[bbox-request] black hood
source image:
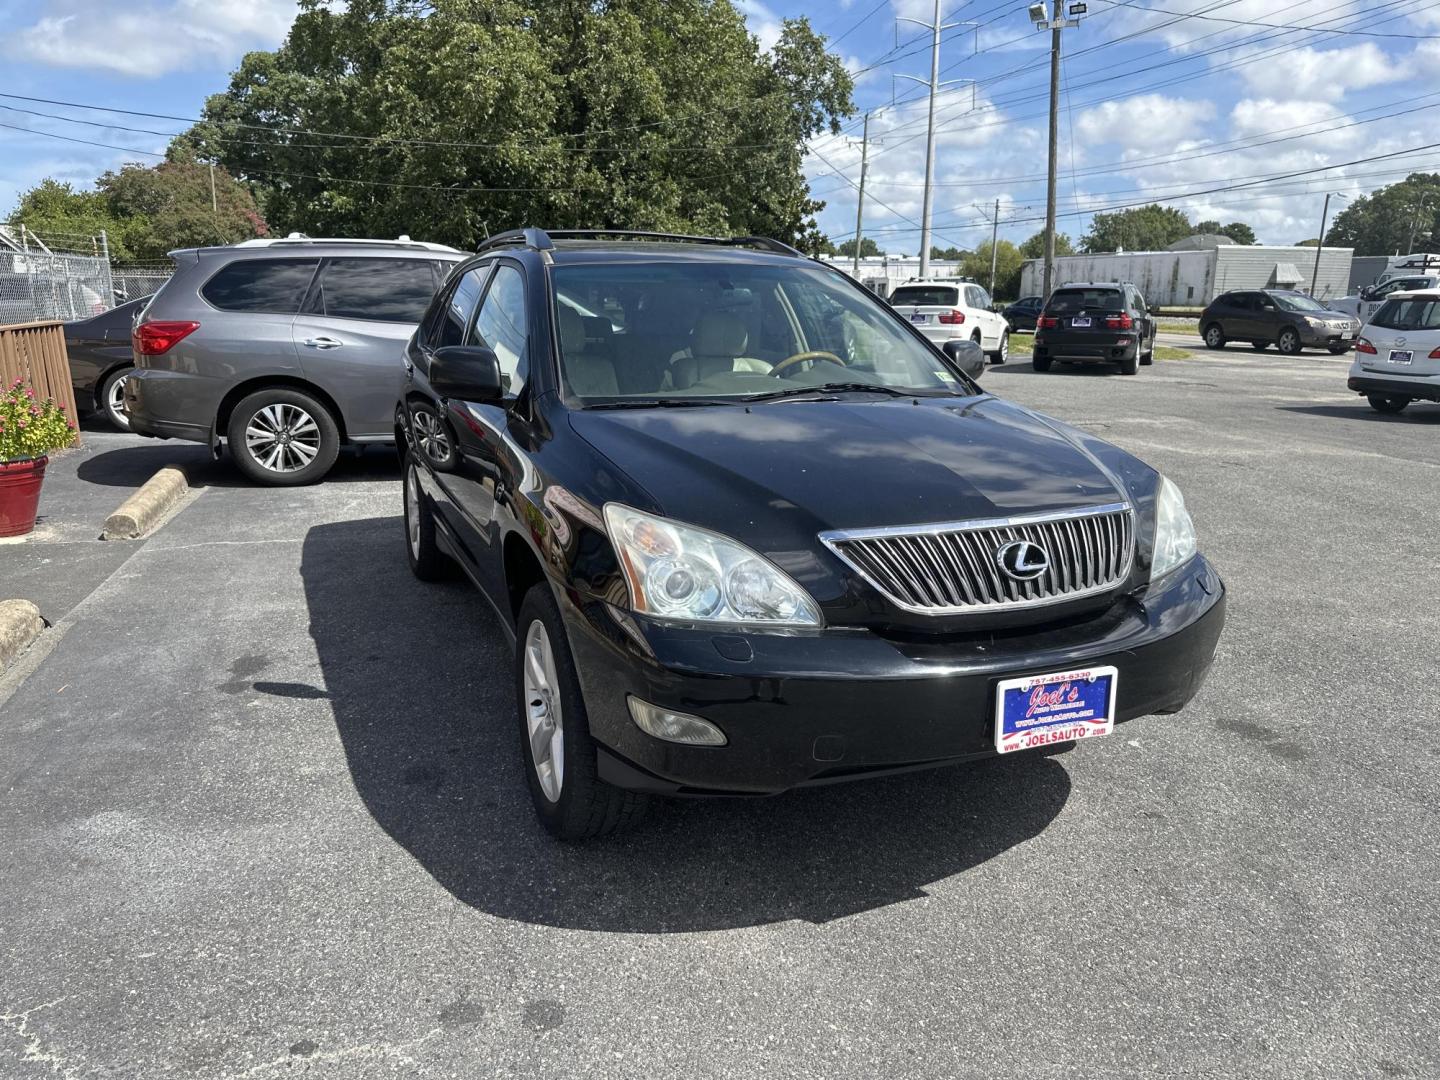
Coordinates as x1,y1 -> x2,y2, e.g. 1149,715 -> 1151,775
567,394 -> 1154,622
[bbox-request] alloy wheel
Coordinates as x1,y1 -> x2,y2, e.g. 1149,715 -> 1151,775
413,410 -> 450,462
105,372 -> 130,428
244,403 -> 321,474
522,619 -> 565,803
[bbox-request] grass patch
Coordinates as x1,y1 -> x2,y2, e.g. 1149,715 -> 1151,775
1156,319 -> 1200,334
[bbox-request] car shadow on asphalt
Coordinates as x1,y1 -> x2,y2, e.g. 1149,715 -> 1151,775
74,444 -> 402,488
1277,404 -> 1440,425
298,516 -> 1072,932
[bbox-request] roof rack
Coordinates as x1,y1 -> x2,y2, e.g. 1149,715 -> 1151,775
475,228 -> 804,258
234,234 -> 460,253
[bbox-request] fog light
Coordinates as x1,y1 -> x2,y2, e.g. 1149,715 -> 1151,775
627,697 -> 727,746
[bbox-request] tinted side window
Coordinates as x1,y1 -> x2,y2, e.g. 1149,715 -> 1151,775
470,263 -> 528,395
317,258 -> 437,323
202,259 -> 319,314
434,266 -> 490,348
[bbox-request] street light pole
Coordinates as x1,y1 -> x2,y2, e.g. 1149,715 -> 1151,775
1032,1 -> 1081,301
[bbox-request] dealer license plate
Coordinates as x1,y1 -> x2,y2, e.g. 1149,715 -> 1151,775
1071,316 -> 1092,328
910,313 -> 929,323
994,666 -> 1118,754
1388,350 -> 1413,365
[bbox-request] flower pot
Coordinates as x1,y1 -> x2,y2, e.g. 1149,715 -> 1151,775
0,456 -> 47,537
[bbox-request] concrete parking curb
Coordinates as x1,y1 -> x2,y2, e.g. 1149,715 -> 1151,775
0,599 -> 45,674
102,465 -> 190,541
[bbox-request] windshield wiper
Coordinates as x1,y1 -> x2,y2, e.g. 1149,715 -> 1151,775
585,397 -> 734,410
743,382 -> 921,402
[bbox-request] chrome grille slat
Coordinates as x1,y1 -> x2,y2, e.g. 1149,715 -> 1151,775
822,504 -> 1135,616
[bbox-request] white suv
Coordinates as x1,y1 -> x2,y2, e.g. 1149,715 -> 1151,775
1347,288 -> 1440,414
888,279 -> 1011,364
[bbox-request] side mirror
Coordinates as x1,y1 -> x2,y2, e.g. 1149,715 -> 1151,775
1359,287 -> 1374,300
429,344 -> 503,402
943,338 -> 985,380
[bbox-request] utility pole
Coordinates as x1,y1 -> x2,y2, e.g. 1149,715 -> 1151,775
1032,1 -> 1082,301
989,197 -> 1000,295
1311,192 -> 1347,298
852,111 -> 872,279
1406,192 -> 1432,255
209,162 -> 218,214
896,7 -> 977,280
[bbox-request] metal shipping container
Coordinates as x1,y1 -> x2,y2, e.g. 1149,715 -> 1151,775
1020,245 -> 1353,306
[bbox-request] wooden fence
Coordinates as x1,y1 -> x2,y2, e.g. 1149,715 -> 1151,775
0,320 -> 80,448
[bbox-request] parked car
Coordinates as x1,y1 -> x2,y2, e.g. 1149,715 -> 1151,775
888,278 -> 1010,364
396,229 -> 1226,839
0,273 -> 107,326
1032,282 -> 1156,374
125,237 -> 465,484
64,297 -> 148,430
1003,295 -> 1045,332
1201,289 -> 1359,355
1346,288 -> 1440,414
1329,273 -> 1440,325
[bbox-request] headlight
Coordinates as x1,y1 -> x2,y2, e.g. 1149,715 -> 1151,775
1303,316 -> 1325,328
1151,476 -> 1197,581
603,504 -> 822,628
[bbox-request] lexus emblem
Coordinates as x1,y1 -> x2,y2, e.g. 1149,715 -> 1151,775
996,539 -> 1049,581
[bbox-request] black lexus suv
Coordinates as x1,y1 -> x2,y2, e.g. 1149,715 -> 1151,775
397,230 -> 1225,839
1033,282 -> 1156,374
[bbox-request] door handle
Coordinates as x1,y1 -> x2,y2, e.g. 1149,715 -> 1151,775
304,336 -> 344,349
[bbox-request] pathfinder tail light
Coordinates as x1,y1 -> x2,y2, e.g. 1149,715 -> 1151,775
1355,338 -> 1377,355
133,321 -> 200,356
938,309 -> 966,325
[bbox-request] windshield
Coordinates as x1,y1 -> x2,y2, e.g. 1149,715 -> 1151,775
550,261 -> 974,403
1046,288 -> 1122,312
890,285 -> 959,307
1271,292 -> 1326,313
1370,297 -> 1440,331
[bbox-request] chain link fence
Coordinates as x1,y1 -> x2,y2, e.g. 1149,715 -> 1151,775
0,226 -> 173,325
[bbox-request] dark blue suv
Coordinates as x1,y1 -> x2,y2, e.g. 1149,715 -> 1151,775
396,230 -> 1225,839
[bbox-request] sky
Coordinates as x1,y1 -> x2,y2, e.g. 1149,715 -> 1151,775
1,0 -> 1437,254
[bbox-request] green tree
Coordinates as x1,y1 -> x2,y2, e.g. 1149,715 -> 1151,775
99,162 -> 267,259
1326,173 -> 1440,255
9,165 -> 267,261
1081,204 -> 1192,253
1194,219 -> 1257,244
930,245 -> 965,261
836,236 -> 881,259
179,0 -> 853,248
961,239 -> 1022,298
1018,230 -> 1075,259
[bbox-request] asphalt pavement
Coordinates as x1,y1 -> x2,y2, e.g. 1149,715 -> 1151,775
1,351 -> 1437,1078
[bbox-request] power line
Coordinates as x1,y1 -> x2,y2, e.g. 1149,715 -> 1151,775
1094,0 -> 1440,38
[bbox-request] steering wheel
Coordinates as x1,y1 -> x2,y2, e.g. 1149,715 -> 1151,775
768,350 -> 846,377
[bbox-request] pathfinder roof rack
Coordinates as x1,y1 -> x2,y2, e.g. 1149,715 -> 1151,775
476,228 -> 804,258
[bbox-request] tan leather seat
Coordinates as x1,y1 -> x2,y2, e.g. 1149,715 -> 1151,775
671,312 -> 749,389
557,303 -> 618,396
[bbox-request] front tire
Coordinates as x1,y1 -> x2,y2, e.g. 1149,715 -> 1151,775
99,365 -> 133,431
990,331 -> 1008,365
515,584 -> 650,840
1367,393 -> 1410,414
1277,327 -> 1303,355
227,388 -> 340,486
402,456 -> 450,582
1032,354 -> 1053,372
1203,323 -> 1226,350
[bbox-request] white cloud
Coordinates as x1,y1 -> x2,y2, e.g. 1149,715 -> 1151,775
9,0 -> 294,78
736,0 -> 783,52
1235,41 -> 1409,101
1074,94 -> 1216,152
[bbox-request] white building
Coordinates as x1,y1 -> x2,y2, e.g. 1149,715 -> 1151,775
823,256 -> 968,298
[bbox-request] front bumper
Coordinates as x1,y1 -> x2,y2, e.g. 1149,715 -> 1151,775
564,556 -> 1226,795
1299,324 -> 1358,348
